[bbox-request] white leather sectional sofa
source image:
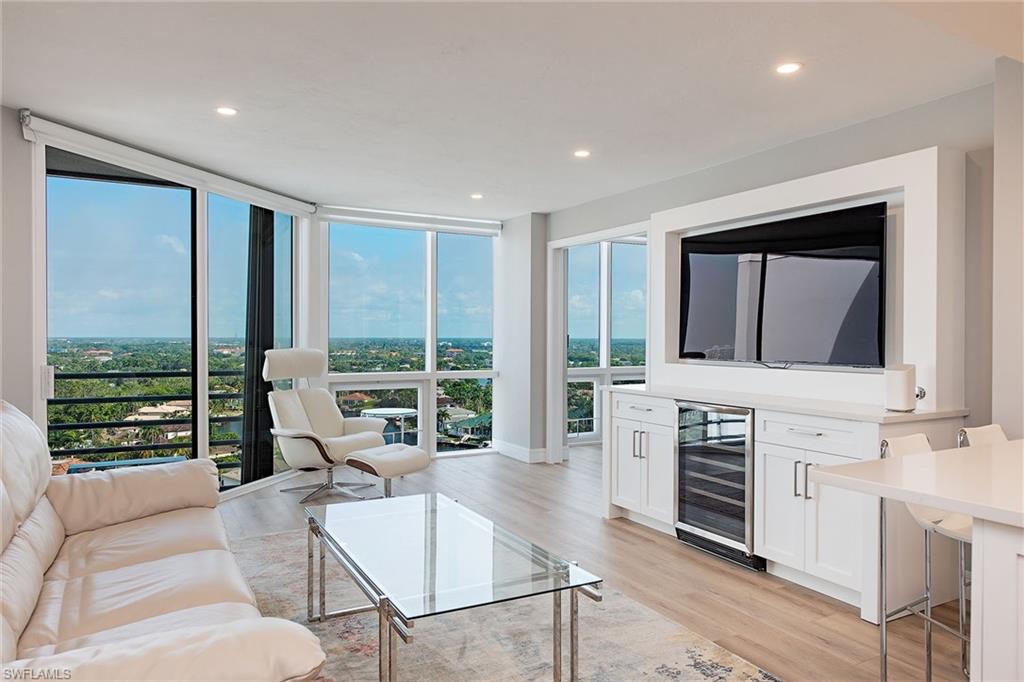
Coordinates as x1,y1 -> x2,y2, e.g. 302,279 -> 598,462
0,400 -> 326,680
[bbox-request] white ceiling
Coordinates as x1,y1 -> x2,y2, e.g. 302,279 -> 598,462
1,2 -> 1004,220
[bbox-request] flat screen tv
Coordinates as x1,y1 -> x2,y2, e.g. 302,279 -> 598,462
679,202 -> 886,368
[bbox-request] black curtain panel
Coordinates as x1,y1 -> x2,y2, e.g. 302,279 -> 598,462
241,205 -> 276,484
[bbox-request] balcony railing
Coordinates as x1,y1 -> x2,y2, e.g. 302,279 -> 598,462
47,369 -> 245,488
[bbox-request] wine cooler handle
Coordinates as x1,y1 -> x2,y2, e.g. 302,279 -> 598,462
793,460 -> 803,497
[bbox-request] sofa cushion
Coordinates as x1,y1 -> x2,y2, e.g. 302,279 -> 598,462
19,548 -> 257,657
47,459 -> 219,535
46,507 -> 230,581
0,401 -> 52,551
0,499 -> 64,663
17,602 -> 262,659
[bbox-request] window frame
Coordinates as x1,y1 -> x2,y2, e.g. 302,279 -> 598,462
321,223 -> 497,458
29,117 -> 308,491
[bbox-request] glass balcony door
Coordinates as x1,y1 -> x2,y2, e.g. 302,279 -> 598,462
45,151 -> 199,471
45,149 -> 293,489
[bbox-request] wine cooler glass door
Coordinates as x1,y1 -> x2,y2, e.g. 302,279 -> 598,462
677,403 -> 753,553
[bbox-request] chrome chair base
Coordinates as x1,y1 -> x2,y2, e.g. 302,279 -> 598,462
281,468 -> 377,503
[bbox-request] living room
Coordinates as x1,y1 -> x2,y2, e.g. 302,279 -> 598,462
1,3 -> 1022,681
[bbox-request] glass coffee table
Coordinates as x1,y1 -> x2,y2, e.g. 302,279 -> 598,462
305,493 -> 602,681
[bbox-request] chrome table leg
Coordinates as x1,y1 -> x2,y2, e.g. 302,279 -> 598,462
570,588 -> 579,682
388,613 -> 398,682
880,495 -> 888,681
379,598 -> 390,682
307,521 -> 315,622
553,590 -> 562,682
319,534 -> 326,623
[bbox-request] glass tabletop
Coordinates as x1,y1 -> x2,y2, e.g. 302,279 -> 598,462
305,493 -> 601,621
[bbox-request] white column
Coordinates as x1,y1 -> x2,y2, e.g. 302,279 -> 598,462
991,57 -> 1024,438
494,213 -> 549,462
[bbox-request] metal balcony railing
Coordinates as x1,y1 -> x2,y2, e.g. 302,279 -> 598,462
47,369 -> 245,459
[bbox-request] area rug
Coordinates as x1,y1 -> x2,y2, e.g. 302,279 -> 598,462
232,530 -> 780,681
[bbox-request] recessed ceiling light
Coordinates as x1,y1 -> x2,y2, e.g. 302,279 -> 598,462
470,193 -> 484,200
216,106 -> 238,116
573,149 -> 591,158
775,62 -> 802,75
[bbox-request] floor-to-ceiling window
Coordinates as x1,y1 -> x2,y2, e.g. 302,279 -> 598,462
45,148 -> 295,489
565,237 -> 647,443
207,194 -> 295,488
45,150 -> 198,471
327,223 -> 496,455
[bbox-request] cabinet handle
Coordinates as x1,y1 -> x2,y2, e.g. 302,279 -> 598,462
639,431 -> 647,459
793,460 -> 803,497
629,405 -> 654,413
804,462 -> 814,499
632,430 -> 639,457
787,426 -> 824,437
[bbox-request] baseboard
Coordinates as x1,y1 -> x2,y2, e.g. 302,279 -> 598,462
767,561 -> 860,610
218,468 -> 302,502
493,440 -> 547,463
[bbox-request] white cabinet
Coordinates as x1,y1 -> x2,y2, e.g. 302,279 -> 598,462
610,416 -> 676,525
611,418 -> 643,511
803,451 -> 865,588
754,442 -> 863,590
755,444 -> 805,567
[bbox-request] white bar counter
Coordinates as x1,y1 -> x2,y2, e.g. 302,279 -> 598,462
810,440 -> 1024,681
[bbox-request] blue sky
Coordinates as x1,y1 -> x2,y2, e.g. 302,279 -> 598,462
47,176 -> 644,340
567,242 -> 646,340
327,224 -> 494,338
47,178 -> 292,340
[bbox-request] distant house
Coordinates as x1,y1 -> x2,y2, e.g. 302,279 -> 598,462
339,391 -> 372,407
83,349 -> 113,362
450,413 -> 492,438
126,401 -> 191,422
444,348 -> 464,356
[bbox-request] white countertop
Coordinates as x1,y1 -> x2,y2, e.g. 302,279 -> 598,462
809,440 -> 1024,528
604,384 -> 969,424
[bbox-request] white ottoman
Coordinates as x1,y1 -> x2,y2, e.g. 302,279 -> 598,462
344,443 -> 430,497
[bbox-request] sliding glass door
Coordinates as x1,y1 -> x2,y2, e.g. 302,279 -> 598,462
45,150 -> 198,470
45,149 -> 293,488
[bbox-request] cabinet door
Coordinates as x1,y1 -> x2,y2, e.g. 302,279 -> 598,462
754,443 -> 805,568
611,418 -> 644,512
640,422 -> 676,525
804,451 -> 864,589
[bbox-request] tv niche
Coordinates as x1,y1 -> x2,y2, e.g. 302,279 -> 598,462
679,202 -> 886,368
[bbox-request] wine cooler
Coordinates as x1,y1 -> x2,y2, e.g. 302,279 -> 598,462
675,401 -> 765,570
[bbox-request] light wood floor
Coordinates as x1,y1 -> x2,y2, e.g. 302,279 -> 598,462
220,446 -> 967,681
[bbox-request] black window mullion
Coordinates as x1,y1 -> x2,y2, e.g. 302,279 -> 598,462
241,206 -> 276,483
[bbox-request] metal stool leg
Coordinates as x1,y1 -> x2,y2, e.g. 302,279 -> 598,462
959,540 -> 969,678
880,495 -> 888,681
925,529 -> 933,682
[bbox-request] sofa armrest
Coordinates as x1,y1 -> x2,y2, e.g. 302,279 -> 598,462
344,417 -> 387,435
46,459 -> 220,535
4,617 -> 325,681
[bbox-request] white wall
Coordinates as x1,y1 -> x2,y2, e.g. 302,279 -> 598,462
649,147 -> 966,411
964,149 -> 994,427
493,212 -> 548,460
549,85 -> 992,241
991,57 -> 1023,439
1,105 -> 46,424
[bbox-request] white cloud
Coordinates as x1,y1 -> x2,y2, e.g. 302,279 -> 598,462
96,288 -> 122,300
157,234 -> 186,255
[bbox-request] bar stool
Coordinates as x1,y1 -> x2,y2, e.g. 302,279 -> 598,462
953,424 -> 1009,676
879,434 -> 971,681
